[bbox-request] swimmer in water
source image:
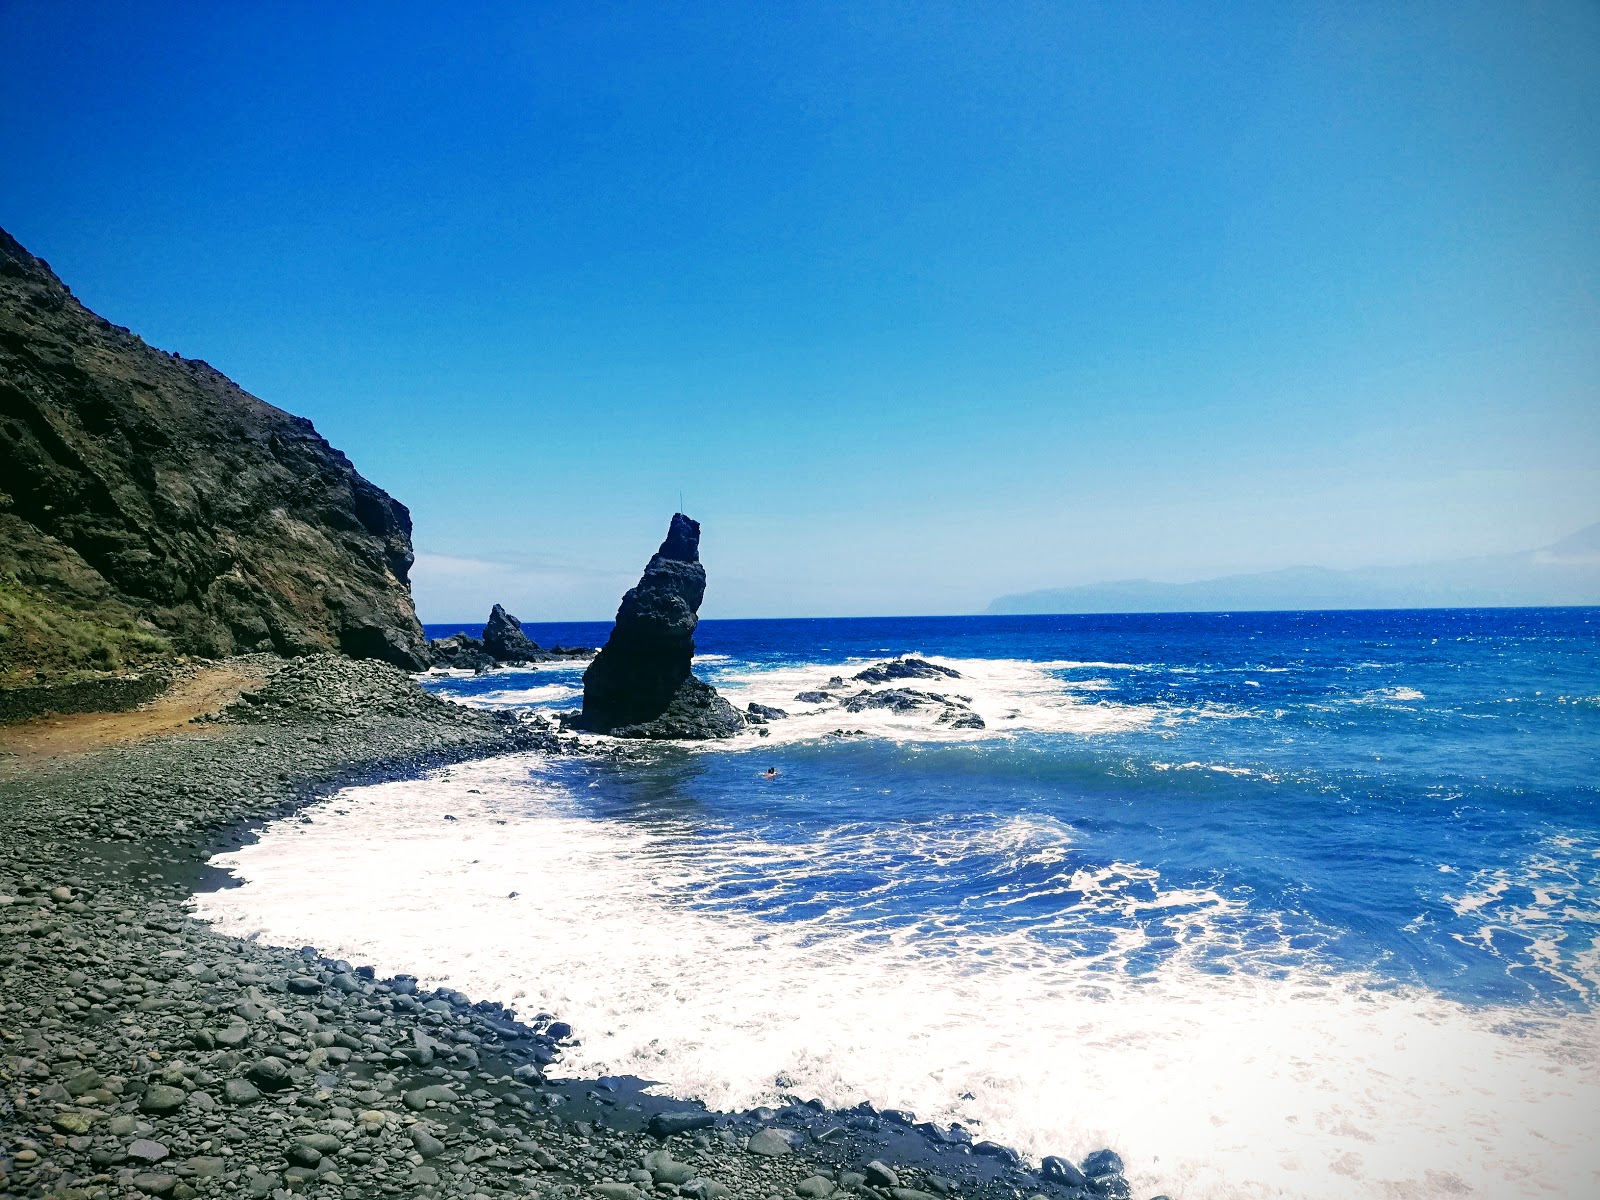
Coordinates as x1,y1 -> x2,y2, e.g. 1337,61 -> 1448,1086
762,767 -> 778,779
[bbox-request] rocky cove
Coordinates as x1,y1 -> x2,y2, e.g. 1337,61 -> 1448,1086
0,654 -> 1141,1200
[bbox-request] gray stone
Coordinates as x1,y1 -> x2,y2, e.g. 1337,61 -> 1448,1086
796,1177 -> 836,1197
222,1078 -> 261,1105
140,1084 -> 187,1114
745,1128 -> 796,1156
285,1143 -> 322,1167
864,1161 -> 900,1188
64,1066 -> 103,1095
410,1127 -> 446,1158
245,1056 -> 291,1090
128,1139 -> 170,1162
403,1083 -> 457,1110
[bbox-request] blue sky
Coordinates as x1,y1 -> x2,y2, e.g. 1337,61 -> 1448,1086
2,2 -> 1596,619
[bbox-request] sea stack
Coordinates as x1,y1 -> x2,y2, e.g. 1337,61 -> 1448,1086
578,514 -> 743,738
483,603 -> 540,662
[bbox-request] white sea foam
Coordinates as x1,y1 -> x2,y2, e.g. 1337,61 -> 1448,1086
448,683 -> 582,709
1443,833 -> 1600,1003
697,655 -> 1192,745
192,758 -> 1600,1200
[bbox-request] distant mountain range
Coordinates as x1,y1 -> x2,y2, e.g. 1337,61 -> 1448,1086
988,523 -> 1600,615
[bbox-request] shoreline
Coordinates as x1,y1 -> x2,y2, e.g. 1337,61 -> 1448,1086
0,655 -> 1132,1200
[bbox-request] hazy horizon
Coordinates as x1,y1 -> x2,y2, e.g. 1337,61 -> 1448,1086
3,3 -> 1596,620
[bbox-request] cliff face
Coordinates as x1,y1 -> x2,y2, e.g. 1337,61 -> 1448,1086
0,227 -> 428,683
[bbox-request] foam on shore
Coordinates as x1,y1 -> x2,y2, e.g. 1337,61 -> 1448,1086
191,756 -> 1600,1200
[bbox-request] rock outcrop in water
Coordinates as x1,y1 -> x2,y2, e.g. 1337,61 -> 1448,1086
482,603 -> 540,662
427,632 -> 495,672
0,226 -> 428,685
578,513 -> 742,738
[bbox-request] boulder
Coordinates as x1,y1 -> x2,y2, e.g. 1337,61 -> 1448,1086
578,514 -> 742,739
853,658 -> 961,684
427,633 -> 495,672
482,604 -> 541,662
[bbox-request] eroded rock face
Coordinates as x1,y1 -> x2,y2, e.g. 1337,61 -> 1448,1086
0,227 -> 428,676
483,604 -> 541,662
578,514 -> 741,738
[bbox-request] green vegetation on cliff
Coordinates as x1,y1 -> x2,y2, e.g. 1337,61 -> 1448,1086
0,226 -> 429,689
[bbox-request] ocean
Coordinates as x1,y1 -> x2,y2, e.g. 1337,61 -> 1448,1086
190,608 -> 1600,1199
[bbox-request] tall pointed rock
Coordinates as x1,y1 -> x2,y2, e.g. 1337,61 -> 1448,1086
578,514 -> 742,738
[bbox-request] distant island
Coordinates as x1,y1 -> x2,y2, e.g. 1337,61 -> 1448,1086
989,523 -> 1600,615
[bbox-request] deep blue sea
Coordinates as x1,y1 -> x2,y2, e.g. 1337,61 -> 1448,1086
194,609 -> 1600,1199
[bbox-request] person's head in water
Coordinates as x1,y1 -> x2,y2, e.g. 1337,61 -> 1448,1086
763,767 -> 778,778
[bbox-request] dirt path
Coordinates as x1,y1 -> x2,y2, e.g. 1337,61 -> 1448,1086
0,661 -> 265,775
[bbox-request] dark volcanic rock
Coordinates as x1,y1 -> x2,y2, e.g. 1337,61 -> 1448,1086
841,688 -> 946,714
428,632 -> 495,672
483,603 -> 541,662
578,514 -> 742,739
853,658 -> 961,684
0,226 -> 428,682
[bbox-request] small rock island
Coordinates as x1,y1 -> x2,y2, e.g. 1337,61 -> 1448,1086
577,513 -> 743,739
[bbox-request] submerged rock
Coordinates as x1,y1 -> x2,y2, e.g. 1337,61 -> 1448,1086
579,515 -> 742,739
483,604 -> 541,662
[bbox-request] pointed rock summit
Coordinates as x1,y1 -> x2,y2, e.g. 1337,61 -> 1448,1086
483,603 -> 540,662
578,514 -> 743,738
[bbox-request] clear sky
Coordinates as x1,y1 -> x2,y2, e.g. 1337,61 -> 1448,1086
2,2 -> 1596,619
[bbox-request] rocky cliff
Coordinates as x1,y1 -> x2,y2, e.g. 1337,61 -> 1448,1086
0,227 -> 428,685
578,513 -> 742,738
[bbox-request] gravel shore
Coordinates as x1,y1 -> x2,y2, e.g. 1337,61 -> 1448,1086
1,656 -> 1144,1200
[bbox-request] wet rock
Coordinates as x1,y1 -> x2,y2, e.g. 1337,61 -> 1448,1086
1042,1156 -> 1089,1187
973,1140 -> 1022,1166
842,687 -> 942,714
853,658 -> 961,684
221,1078 -> 260,1105
649,1110 -> 716,1138
864,1160 -> 900,1187
796,1177 -> 836,1198
1082,1149 -> 1124,1177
